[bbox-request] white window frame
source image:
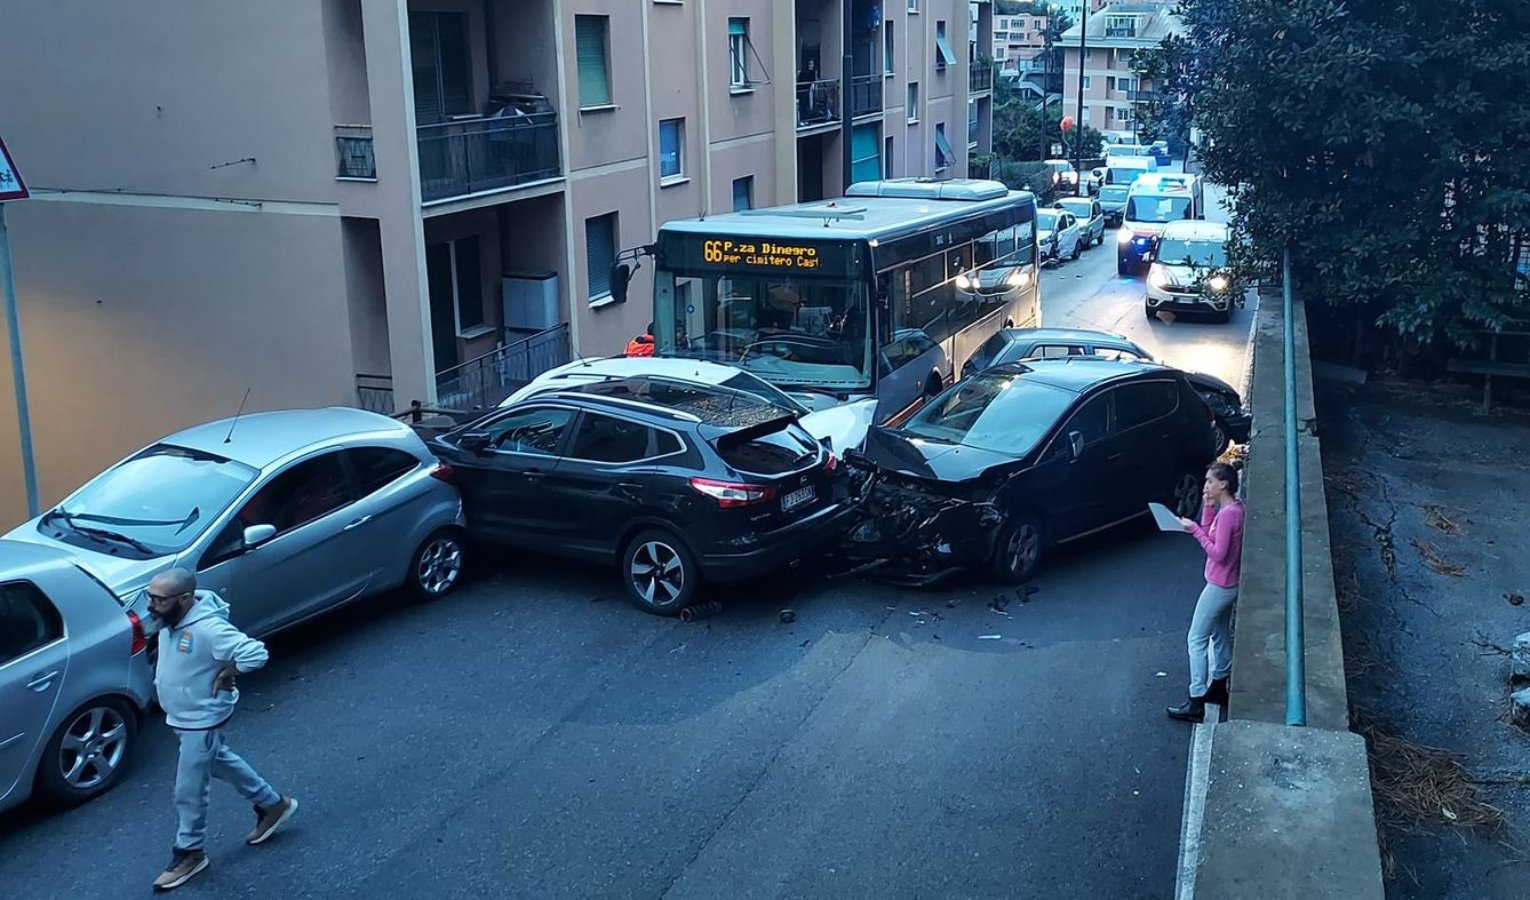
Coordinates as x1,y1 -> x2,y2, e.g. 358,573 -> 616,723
728,18 -> 751,89
585,212 -> 618,304
1083,76 -> 1092,90
907,0 -> 919,12
884,21 -> 895,76
658,117 -> 685,183
906,81 -> 920,123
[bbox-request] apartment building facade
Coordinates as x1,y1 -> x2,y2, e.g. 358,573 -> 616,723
0,0 -> 992,524
1057,2 -> 1182,136
993,13 -> 1049,74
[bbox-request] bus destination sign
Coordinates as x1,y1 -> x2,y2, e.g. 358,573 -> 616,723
665,234 -> 853,276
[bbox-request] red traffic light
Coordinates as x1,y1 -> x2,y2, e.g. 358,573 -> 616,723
1060,115 -> 1075,133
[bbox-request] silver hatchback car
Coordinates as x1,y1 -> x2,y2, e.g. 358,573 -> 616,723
5,408 -> 466,640
1,541 -> 154,814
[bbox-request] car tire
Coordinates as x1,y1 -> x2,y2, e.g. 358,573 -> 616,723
408,528 -> 466,600
1212,421 -> 1230,457
1070,239 -> 1082,261
1145,304 -> 1157,321
1118,258 -> 1133,276
1213,307 -> 1233,324
1170,468 -> 1205,520
990,513 -> 1044,585
622,529 -> 699,615
36,697 -> 138,806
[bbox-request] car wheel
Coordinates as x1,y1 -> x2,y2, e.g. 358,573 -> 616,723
1212,421 -> 1229,456
1118,258 -> 1133,276
623,529 -> 698,615
1070,238 -> 1082,261
990,513 -> 1044,585
408,528 -> 466,600
1171,469 -> 1204,520
1145,304 -> 1157,321
37,698 -> 137,806
1214,307 -> 1233,324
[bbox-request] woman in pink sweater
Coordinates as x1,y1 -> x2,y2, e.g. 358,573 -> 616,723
1167,461 -> 1245,722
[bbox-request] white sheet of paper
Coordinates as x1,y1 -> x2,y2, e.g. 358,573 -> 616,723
1149,502 -> 1188,533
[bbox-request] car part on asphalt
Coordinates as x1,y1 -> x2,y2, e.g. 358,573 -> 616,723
678,600 -> 724,622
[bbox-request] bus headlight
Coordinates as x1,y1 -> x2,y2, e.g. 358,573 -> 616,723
1208,274 -> 1229,292
1006,268 -> 1033,288
1117,228 -> 1134,245
954,273 -> 973,291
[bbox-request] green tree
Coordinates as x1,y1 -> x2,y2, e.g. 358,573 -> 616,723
992,80 -> 1103,164
1166,0 -> 1530,347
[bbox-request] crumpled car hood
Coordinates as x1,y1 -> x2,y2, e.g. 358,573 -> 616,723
855,427 -> 1021,485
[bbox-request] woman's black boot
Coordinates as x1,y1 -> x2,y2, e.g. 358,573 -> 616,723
1166,696 -> 1207,722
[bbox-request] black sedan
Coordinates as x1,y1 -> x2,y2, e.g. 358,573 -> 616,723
961,326 -> 1250,453
431,385 -> 855,614
844,359 -> 1217,583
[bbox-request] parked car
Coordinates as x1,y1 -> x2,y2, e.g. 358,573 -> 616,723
1148,140 -> 1173,165
5,409 -> 467,640
1037,208 -> 1084,263
433,388 -> 856,615
1,542 -> 154,815
503,356 -> 878,453
1042,159 -> 1079,189
1145,220 -> 1237,323
960,326 -> 1251,452
1097,184 -> 1130,228
1053,197 -> 1105,250
843,359 -> 1217,582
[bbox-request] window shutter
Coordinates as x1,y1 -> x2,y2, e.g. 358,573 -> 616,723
586,215 -> 616,298
409,14 -> 443,125
576,17 -> 612,107
851,125 -> 881,184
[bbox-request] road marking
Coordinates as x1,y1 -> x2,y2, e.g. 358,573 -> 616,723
1175,706 -> 1218,900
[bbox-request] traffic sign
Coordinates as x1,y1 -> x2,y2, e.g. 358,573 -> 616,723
0,135 -> 29,202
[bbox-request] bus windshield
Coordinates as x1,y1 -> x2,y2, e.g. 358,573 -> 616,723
655,273 -> 873,390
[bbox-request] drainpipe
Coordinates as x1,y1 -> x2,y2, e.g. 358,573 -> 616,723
1283,247 -> 1308,726
842,0 -> 854,191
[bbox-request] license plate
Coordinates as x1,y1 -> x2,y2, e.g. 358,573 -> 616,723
782,485 -> 815,512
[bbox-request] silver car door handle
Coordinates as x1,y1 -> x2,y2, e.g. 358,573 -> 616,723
27,671 -> 60,691
343,515 -> 374,532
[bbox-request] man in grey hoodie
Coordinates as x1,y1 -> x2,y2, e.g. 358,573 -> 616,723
145,567 -> 298,892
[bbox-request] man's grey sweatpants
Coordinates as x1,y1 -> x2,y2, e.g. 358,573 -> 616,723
173,727 -> 281,851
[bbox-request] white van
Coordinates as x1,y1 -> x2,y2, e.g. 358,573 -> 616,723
1117,173 -> 1205,275
1104,155 -> 1157,186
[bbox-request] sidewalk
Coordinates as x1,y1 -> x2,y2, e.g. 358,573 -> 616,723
1318,378 -> 1530,898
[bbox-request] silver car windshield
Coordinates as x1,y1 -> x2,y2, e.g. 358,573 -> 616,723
900,372 -> 1075,455
46,445 -> 258,555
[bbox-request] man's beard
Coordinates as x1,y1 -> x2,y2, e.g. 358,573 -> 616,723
159,602 -> 190,628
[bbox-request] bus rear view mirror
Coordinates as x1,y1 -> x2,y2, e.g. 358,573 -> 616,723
609,262 -> 632,304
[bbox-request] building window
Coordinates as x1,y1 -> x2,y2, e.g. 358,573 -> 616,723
585,213 -> 618,301
1084,48 -> 1093,62
425,235 -> 485,370
659,118 -> 684,181
907,0 -> 919,12
934,122 -> 953,171
883,135 -> 895,177
408,12 -> 473,123
967,99 -> 979,145
884,21 -> 895,75
575,15 -> 612,108
906,81 -> 919,122
732,176 -> 753,211
728,18 -> 751,88
935,21 -> 956,70
1083,76 -> 1092,91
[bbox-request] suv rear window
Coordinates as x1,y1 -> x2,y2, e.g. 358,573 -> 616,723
716,424 -> 818,475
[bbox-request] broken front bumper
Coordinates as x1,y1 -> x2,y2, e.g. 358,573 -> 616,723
839,467 -> 1004,580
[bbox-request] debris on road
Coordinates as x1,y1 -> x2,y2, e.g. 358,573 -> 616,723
1357,715 -> 1505,836
779,608 -> 796,624
1506,592 -> 1524,607
1512,633 -> 1530,682
1156,671 -> 1168,678
1410,539 -> 1466,577
679,601 -> 723,622
1512,688 -> 1530,730
978,634 -> 1002,640
946,597 -> 963,609
1422,503 -> 1465,536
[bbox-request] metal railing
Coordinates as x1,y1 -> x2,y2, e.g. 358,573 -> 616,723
1283,248 -> 1307,726
355,373 -> 395,414
1126,89 -> 1160,103
434,322 -> 571,410
796,79 -> 841,128
417,113 -> 560,203
335,125 -> 376,180
969,62 -> 995,93
849,75 -> 883,117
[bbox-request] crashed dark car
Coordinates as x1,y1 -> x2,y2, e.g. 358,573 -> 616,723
961,326 -> 1251,453
843,359 -> 1217,584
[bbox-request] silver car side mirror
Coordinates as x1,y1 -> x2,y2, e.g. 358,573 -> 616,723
243,524 -> 277,548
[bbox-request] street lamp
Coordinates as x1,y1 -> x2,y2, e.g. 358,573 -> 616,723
1073,0 -> 1089,196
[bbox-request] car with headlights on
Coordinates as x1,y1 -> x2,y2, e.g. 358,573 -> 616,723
960,326 -> 1250,452
1042,159 -> 1079,190
1144,220 -> 1237,322
5,409 -> 467,640
1097,184 -> 1130,228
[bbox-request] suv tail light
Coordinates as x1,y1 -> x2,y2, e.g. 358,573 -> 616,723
127,609 -> 147,655
824,450 -> 838,473
689,477 -> 777,508
430,463 -> 456,484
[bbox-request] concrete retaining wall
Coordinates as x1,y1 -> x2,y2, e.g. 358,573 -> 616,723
1185,286 -> 1384,899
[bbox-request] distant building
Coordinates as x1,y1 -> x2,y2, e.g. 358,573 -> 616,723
1057,2 -> 1185,137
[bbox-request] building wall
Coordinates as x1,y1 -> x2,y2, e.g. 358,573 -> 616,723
1061,45 -> 1144,132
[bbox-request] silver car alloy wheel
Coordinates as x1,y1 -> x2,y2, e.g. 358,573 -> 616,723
631,541 -> 685,608
416,535 -> 463,596
57,706 -> 128,791
1004,522 -> 1041,576
1173,472 -> 1202,519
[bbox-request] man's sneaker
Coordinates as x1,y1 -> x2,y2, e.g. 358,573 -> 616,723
152,848 -> 208,892
245,796 -> 299,845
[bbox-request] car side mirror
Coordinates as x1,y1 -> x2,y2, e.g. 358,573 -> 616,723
609,262 -> 632,304
458,430 -> 492,454
243,524 -> 277,548
1068,430 -> 1085,461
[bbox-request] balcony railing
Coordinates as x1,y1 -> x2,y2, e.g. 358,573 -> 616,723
417,113 -> 560,203
434,323 -> 572,410
969,62 -> 995,93
1127,89 -> 1160,103
355,373 -> 394,414
1104,26 -> 1138,38
335,125 -> 376,180
796,79 -> 841,128
850,75 -> 883,117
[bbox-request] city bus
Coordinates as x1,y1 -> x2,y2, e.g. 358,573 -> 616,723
644,178 -> 1040,422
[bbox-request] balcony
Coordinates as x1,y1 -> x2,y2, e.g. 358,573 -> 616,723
335,125 -> 376,180
849,75 -> 882,118
417,110 -> 560,203
969,61 -> 995,93
796,79 -> 840,129
1127,90 -> 1161,103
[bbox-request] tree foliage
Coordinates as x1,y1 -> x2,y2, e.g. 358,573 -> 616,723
1165,0 -> 1530,345
992,81 -> 1104,164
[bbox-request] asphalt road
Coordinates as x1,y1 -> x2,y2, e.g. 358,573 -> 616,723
0,193 -> 1255,899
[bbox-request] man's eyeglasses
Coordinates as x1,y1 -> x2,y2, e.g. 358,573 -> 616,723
147,591 -> 190,604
